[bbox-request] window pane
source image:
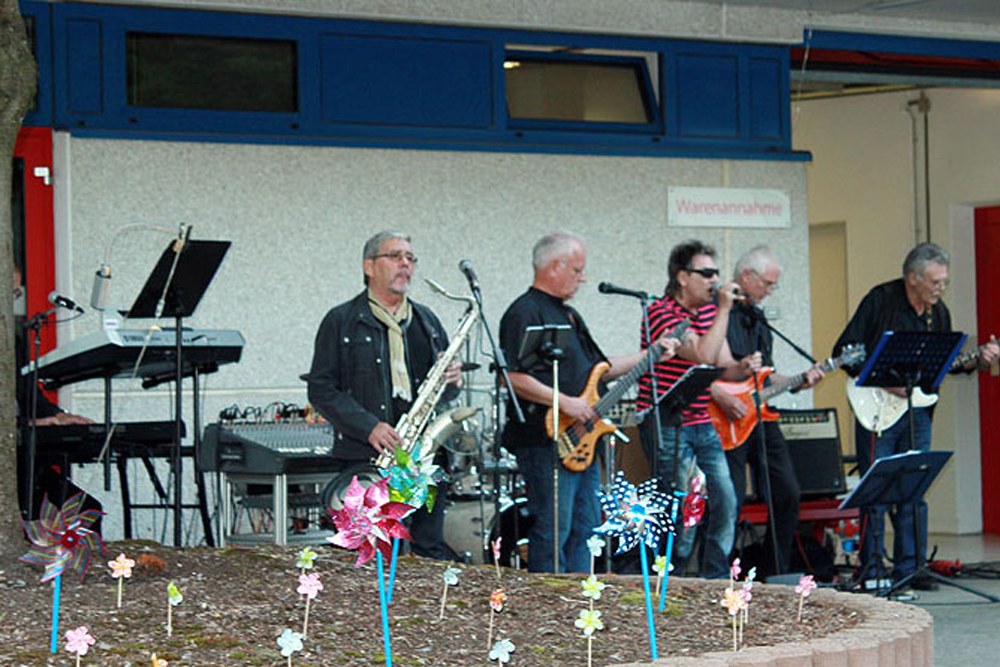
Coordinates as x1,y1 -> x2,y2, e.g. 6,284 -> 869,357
506,58 -> 651,124
127,33 -> 297,112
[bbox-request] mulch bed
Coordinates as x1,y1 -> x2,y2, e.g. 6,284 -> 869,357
0,541 -> 862,666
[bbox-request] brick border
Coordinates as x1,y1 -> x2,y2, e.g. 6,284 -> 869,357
612,582 -> 933,667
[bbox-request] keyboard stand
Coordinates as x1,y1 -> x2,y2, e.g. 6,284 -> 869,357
219,471 -> 335,547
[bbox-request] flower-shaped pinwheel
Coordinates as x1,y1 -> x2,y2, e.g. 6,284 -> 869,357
575,608 -> 605,636
381,444 -> 446,512
167,581 -> 183,606
491,537 -> 502,563
277,628 -> 304,657
594,472 -> 673,554
488,638 -> 515,664
296,546 -> 318,571
586,535 -> 605,558
653,554 -> 672,575
151,653 -> 168,667
682,471 -> 707,529
109,553 -> 134,579
795,574 -> 817,597
327,476 -> 413,567
297,572 -> 323,600
490,588 -> 508,612
21,493 -> 105,582
66,626 -> 95,657
730,557 -> 741,580
720,587 -> 747,616
581,575 -> 607,601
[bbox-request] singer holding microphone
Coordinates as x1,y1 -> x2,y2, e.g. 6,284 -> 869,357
499,231 -> 681,573
307,231 -> 462,560
636,240 -> 761,579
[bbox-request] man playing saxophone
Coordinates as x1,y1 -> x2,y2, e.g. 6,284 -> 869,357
308,231 -> 462,560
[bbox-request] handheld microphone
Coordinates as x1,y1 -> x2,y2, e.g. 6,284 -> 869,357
458,259 -> 480,292
598,282 -> 649,300
710,284 -> 745,300
48,291 -> 85,314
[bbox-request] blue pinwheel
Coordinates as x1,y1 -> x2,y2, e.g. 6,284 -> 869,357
594,472 -> 674,554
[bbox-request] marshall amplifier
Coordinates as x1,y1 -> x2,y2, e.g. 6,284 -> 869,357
777,408 -> 846,499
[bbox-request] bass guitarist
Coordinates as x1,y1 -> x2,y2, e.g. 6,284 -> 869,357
832,242 -> 998,593
712,246 -> 824,575
500,231 -> 680,573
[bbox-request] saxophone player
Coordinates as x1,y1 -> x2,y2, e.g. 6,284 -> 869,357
308,231 -> 462,560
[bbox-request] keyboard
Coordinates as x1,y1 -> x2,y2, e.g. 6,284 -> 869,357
32,420 -> 189,462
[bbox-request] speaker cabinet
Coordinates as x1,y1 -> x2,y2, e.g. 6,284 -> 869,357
777,408 -> 846,499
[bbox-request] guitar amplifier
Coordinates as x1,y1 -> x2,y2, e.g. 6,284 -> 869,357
777,408 -> 846,499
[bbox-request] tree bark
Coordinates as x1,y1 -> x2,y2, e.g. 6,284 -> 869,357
0,0 -> 38,563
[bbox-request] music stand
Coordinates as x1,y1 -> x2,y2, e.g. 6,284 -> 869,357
840,450 -> 997,602
128,236 -> 230,546
856,330 -> 965,447
517,323 -> 571,572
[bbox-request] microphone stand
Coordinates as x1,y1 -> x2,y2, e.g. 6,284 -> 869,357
21,306 -> 57,520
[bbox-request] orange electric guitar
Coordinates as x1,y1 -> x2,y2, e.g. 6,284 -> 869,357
707,344 -> 865,451
546,320 -> 690,472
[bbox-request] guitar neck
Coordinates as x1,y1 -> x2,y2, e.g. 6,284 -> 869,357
758,356 -> 839,402
593,343 -> 662,418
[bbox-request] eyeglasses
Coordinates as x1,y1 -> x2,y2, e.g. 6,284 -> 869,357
684,267 -> 719,279
373,251 -> 418,265
753,271 -> 779,290
916,273 -> 948,290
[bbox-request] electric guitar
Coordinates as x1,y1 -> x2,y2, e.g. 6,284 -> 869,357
846,340 -> 995,433
708,344 -> 866,451
546,320 -> 690,472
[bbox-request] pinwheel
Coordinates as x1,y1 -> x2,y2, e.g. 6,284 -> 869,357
108,553 -> 135,609
166,582 -> 183,637
65,626 -> 95,667
381,446 -> 442,602
721,587 -> 748,651
742,567 -> 756,628
487,588 -> 508,649
327,475 -> 412,667
491,537 -> 503,580
297,572 -> 323,637
21,492 -> 104,653
151,653 -> 168,667
276,628 -> 304,667
581,575 -> 606,601
296,546 -> 318,573
682,471 -> 707,528
593,471 -> 673,662
575,608 -> 605,667
488,638 -> 515,664
795,574 -> 817,622
438,566 -> 461,621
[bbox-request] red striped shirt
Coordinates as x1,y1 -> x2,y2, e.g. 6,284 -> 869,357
636,295 -> 718,426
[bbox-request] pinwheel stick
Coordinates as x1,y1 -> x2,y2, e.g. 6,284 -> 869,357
658,492 -> 684,612
639,546 -> 658,661
49,575 -> 61,654
387,537 -> 400,604
117,576 -> 124,609
487,610 -> 495,650
167,603 -> 173,638
376,550 -> 393,667
587,634 -> 593,667
438,580 -> 449,622
303,597 -> 312,638
797,594 -> 805,622
732,613 -> 738,652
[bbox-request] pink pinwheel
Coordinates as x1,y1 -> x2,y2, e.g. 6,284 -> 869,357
65,626 -> 95,665
297,572 -> 323,600
327,476 -> 412,567
795,574 -> 818,622
682,473 -> 706,529
21,493 -> 105,582
730,557 -> 741,581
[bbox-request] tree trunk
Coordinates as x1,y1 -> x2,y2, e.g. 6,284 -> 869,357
0,0 -> 38,564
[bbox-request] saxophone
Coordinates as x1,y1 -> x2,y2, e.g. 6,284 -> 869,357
374,281 -> 479,468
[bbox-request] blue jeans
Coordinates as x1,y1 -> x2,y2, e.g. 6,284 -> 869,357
642,421 -> 737,579
514,445 -> 601,573
855,408 -> 932,581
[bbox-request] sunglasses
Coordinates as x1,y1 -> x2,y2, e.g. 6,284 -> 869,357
685,267 -> 720,279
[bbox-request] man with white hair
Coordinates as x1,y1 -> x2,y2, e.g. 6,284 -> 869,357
500,231 -> 680,573
713,245 -> 822,575
834,242 -> 998,592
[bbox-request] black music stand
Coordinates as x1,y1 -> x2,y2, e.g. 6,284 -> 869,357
128,236 -> 230,547
840,450 -> 997,602
517,323 -> 571,572
856,330 -> 965,448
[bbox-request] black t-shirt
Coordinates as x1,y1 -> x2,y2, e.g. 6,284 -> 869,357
500,287 -> 606,441
727,302 -> 774,367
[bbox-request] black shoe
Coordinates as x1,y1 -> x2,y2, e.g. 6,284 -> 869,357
910,574 -> 940,591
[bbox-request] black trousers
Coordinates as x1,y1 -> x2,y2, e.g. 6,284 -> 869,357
725,421 -> 800,574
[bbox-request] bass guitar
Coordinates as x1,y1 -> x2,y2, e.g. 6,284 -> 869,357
846,340 -> 994,433
708,344 -> 865,451
546,320 -> 690,472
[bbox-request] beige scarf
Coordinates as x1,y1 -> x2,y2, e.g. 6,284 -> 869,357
368,291 -> 413,402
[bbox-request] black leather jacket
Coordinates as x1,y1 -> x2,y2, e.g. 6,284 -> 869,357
307,291 -> 456,460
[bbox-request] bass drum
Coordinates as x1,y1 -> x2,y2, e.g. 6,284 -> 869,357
442,499 -> 495,564
443,496 -> 532,567
489,496 -> 532,569
321,463 -> 383,511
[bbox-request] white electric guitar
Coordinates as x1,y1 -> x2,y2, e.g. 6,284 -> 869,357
846,342 -> 994,433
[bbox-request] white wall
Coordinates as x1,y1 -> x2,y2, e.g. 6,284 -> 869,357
796,87 -> 1000,534
54,138 -> 811,541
